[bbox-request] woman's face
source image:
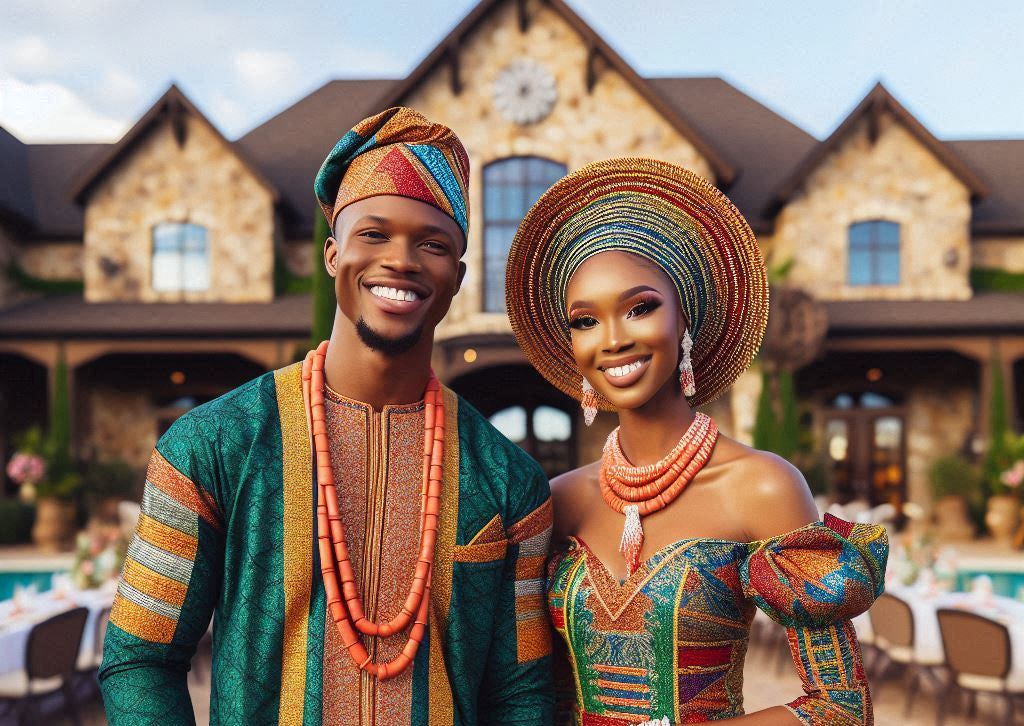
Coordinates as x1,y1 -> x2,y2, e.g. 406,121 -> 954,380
565,250 -> 686,411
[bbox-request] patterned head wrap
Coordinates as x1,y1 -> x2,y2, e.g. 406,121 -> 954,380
506,157 -> 768,409
314,106 -> 470,246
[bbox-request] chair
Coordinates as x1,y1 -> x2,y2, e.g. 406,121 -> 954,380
0,606 -> 89,726
868,593 -> 944,716
936,607 -> 1024,725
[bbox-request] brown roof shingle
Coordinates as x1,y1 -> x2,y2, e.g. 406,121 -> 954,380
826,293 -> 1024,335
948,140 -> 1024,235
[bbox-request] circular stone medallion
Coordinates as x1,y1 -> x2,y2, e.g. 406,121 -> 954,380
492,58 -> 558,125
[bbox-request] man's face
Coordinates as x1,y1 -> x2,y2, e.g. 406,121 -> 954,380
326,195 -> 467,355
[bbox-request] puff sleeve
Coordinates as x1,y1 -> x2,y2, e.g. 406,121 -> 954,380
740,514 -> 889,725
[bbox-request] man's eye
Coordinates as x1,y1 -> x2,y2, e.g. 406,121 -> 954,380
569,316 -> 597,330
422,240 -> 449,253
359,230 -> 387,239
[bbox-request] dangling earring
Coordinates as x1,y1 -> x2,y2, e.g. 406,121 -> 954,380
679,330 -> 696,397
581,377 -> 598,427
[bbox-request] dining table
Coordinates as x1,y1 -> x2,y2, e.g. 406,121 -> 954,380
0,580 -> 116,676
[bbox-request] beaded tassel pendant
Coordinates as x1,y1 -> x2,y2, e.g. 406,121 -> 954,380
620,504 -> 643,576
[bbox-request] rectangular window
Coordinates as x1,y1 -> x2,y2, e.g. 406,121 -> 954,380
152,223 -> 210,292
848,220 -> 900,286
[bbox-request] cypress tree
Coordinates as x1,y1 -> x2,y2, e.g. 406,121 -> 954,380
776,369 -> 800,461
752,366 -> 778,454
984,345 -> 1011,495
310,211 -> 336,348
49,346 -> 71,468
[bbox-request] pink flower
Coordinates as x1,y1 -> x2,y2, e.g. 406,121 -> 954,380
6,453 -> 46,485
1000,460 -> 1024,488
80,561 -> 95,576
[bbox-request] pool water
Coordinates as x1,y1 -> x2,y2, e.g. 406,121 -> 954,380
956,570 -> 1024,601
0,571 -> 60,601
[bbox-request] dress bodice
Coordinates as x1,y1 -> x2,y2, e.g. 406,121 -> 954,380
547,515 -> 888,725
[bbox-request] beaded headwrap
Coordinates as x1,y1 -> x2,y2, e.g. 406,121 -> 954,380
314,106 -> 470,246
506,157 -> 768,409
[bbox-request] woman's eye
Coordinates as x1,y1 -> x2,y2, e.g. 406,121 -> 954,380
627,300 -> 659,318
569,316 -> 597,330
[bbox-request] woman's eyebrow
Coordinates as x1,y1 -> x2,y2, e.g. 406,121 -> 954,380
618,285 -> 659,301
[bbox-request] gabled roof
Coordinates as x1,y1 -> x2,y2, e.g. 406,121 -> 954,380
70,84 -> 279,206
0,126 -> 33,230
372,0 -> 735,186
948,139 -> 1024,235
647,77 -> 817,234
766,83 -> 989,216
237,79 -> 396,233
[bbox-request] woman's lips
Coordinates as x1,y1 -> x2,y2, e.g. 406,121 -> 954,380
600,356 -> 652,388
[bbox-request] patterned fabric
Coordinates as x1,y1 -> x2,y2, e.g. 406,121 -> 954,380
506,157 -> 768,409
314,106 -> 470,240
99,363 -> 553,725
547,516 -> 888,725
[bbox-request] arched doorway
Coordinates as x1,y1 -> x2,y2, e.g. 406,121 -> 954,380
448,364 -> 577,478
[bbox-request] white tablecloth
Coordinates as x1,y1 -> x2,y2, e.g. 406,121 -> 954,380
0,585 -> 115,675
855,585 -> 1024,687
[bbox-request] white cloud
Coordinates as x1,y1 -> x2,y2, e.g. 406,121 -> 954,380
97,68 -> 144,108
0,77 -> 128,142
1,36 -> 60,77
233,50 -> 299,97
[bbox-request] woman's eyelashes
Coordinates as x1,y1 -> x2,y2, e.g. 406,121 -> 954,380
626,296 -> 662,319
569,314 -> 597,331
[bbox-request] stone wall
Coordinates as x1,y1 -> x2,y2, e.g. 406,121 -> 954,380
83,115 -> 275,303
905,385 -> 975,511
973,237 -> 1024,273
85,387 -> 157,470
403,0 -> 714,341
773,114 -> 972,301
18,242 -> 83,280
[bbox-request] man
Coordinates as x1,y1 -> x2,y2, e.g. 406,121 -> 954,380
99,108 -> 554,725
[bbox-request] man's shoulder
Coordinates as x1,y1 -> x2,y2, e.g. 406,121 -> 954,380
453,393 -> 543,476
161,369 -> 280,447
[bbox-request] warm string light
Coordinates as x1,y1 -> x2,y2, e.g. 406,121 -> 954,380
302,340 -> 443,680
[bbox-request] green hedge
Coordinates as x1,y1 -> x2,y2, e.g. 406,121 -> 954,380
971,267 -> 1024,292
5,262 -> 83,295
0,500 -> 35,545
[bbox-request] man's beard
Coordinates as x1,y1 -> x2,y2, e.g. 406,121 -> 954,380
355,317 -> 423,355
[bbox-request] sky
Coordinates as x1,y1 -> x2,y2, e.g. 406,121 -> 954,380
1,0 -> 1022,144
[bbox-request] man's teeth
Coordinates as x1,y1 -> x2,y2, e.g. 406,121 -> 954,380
607,360 -> 645,378
370,286 -> 420,302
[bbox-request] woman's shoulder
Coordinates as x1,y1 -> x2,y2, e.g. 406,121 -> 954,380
550,460 -> 601,540
709,434 -> 818,541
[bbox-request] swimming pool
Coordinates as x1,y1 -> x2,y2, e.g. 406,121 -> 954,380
0,570 -> 62,601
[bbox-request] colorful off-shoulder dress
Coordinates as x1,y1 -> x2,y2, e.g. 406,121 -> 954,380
547,514 -> 888,725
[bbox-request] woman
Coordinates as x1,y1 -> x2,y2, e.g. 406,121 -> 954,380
505,158 -> 888,725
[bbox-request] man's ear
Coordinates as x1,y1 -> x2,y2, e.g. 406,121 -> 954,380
324,236 -> 339,278
454,260 -> 467,294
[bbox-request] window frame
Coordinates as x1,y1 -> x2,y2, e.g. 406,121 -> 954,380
848,219 -> 900,286
151,222 -> 211,293
481,156 -> 567,313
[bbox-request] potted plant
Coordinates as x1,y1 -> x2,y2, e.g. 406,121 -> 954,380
928,455 -> 979,541
985,433 -> 1024,546
8,426 -> 82,551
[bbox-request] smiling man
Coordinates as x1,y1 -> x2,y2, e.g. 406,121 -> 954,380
99,108 -> 554,726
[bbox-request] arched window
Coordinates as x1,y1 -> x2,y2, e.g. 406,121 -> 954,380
152,223 -> 210,292
483,157 -> 566,312
848,220 -> 900,285
488,404 -> 573,477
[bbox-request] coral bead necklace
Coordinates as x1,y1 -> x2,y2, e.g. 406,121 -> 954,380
302,340 -> 444,681
600,412 -> 718,576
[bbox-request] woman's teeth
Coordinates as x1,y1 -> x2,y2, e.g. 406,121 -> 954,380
607,360 -> 645,378
370,286 -> 420,302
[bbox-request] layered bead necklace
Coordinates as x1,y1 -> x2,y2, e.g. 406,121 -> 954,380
302,341 -> 443,681
600,412 -> 718,576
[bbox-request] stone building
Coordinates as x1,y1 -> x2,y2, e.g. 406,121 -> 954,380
1,0 -> 1022,512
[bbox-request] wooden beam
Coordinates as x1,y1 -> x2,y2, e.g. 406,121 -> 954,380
516,0 -> 530,32
447,45 -> 462,96
585,42 -> 600,93
169,98 -> 188,148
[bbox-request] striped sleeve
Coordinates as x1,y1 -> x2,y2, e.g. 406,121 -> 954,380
100,447 -> 225,726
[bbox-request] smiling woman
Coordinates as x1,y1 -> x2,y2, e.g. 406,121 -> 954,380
506,157 -> 888,726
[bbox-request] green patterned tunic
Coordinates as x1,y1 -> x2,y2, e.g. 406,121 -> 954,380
99,362 -> 554,726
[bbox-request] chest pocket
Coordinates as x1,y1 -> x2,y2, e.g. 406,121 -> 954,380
453,513 -> 507,567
